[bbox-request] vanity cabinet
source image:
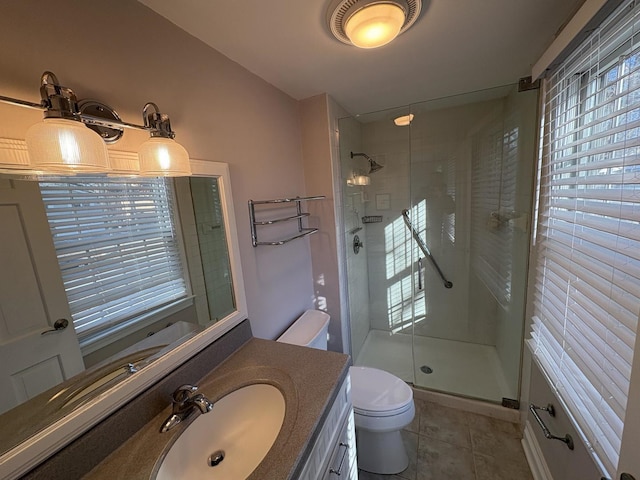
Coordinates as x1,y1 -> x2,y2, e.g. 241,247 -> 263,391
298,375 -> 357,480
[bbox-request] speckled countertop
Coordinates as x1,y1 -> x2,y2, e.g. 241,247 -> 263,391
82,338 -> 350,480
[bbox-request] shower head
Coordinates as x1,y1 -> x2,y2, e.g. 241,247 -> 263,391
350,151 -> 384,174
368,159 -> 384,173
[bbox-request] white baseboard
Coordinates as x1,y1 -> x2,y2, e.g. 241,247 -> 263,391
522,421 -> 554,480
411,387 -> 520,423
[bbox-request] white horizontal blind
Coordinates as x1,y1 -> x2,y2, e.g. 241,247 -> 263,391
530,1 -> 640,476
39,177 -> 187,341
470,118 -> 518,305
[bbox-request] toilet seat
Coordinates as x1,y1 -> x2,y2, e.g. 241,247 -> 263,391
349,366 -> 413,417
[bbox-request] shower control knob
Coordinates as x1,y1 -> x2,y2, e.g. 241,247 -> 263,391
353,235 -> 363,254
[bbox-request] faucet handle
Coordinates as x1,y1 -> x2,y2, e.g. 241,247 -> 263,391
171,384 -> 199,403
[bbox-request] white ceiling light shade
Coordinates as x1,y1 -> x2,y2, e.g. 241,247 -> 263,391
138,103 -> 191,177
328,0 -> 422,48
345,3 -> 405,48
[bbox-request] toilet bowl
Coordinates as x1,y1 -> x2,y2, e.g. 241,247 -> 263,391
277,310 -> 415,475
350,366 -> 415,474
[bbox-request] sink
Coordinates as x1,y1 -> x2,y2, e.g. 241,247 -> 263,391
155,383 -> 286,480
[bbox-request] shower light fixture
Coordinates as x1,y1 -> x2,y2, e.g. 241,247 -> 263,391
394,113 -> 414,126
0,71 -> 190,176
328,0 -> 422,49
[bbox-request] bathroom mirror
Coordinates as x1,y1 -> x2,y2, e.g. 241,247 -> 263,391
0,156 -> 248,478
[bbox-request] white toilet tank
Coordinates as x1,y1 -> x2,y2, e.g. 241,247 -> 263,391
277,310 -> 330,350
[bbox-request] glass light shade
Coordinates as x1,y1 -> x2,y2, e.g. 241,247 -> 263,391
353,174 -> 371,185
344,3 -> 406,48
138,137 -> 191,176
25,118 -> 110,172
394,113 -> 414,126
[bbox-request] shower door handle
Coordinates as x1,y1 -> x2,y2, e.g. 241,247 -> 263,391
417,257 -> 423,290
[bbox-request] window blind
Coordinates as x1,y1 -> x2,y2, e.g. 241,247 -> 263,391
470,118 -> 518,305
39,177 -> 188,342
529,0 -> 640,476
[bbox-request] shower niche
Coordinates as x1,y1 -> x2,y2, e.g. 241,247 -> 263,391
339,83 -> 538,404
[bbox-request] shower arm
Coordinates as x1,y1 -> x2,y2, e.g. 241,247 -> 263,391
401,209 -> 453,289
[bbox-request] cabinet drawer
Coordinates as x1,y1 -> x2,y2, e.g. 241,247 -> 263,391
298,375 -> 353,480
323,409 -> 356,480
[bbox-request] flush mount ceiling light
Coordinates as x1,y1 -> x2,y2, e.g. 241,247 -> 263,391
328,0 -> 422,48
0,71 -> 191,176
394,113 -> 414,126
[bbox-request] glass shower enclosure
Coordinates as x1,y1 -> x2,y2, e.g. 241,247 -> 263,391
340,84 -> 538,404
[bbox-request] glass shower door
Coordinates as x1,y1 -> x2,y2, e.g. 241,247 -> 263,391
407,84 -> 538,403
342,83 -> 538,404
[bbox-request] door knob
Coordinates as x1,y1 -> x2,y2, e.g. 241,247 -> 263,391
41,318 -> 69,335
353,235 -> 363,254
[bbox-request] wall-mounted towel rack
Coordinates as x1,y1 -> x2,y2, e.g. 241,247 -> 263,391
248,195 -> 325,247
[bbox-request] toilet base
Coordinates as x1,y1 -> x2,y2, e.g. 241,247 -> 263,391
355,428 -> 409,475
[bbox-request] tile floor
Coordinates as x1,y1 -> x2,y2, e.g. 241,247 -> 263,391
357,398 -> 533,480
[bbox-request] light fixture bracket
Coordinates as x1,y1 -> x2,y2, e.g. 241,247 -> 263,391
327,0 -> 422,46
143,102 -> 176,139
38,71 -> 82,121
78,100 -> 124,144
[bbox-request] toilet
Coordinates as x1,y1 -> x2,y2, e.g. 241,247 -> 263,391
278,310 -> 415,475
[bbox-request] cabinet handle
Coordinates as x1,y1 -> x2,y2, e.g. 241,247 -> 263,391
329,442 -> 349,476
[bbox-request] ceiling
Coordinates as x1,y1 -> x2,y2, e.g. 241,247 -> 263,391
139,0 -> 585,115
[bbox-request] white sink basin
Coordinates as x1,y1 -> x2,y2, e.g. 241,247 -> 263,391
155,383 -> 285,480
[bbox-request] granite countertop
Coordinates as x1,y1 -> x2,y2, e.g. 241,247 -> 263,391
82,338 -> 350,480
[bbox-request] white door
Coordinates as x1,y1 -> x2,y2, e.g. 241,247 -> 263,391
0,178 -> 84,414
617,326 -> 640,480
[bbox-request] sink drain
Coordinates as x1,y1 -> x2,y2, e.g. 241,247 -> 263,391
420,365 -> 433,374
208,450 -> 225,467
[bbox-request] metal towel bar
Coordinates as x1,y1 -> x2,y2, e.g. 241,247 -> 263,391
248,195 -> 325,247
529,403 -> 574,450
401,209 -> 453,289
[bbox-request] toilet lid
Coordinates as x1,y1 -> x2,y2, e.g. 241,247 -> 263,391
349,366 -> 413,415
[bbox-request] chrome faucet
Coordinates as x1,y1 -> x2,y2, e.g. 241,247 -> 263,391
160,384 -> 214,433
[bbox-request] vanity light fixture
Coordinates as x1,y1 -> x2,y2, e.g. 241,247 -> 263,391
25,72 -> 110,173
0,71 -> 190,176
328,0 -> 422,49
394,113 -> 414,126
138,103 -> 191,177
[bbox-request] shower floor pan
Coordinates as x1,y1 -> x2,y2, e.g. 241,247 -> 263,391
354,329 -> 514,403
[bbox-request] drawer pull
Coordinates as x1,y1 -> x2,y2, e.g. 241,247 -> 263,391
329,442 -> 350,476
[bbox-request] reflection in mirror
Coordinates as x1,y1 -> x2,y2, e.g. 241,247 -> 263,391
0,173 -> 236,455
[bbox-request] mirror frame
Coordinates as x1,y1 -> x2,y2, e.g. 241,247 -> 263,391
0,148 -> 248,479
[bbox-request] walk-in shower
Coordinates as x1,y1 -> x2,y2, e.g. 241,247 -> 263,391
339,83 -> 538,404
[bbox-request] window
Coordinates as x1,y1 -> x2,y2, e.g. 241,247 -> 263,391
529,1 -> 640,476
39,176 -> 188,344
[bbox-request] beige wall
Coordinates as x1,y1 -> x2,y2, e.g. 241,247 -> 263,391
0,1 -> 315,339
